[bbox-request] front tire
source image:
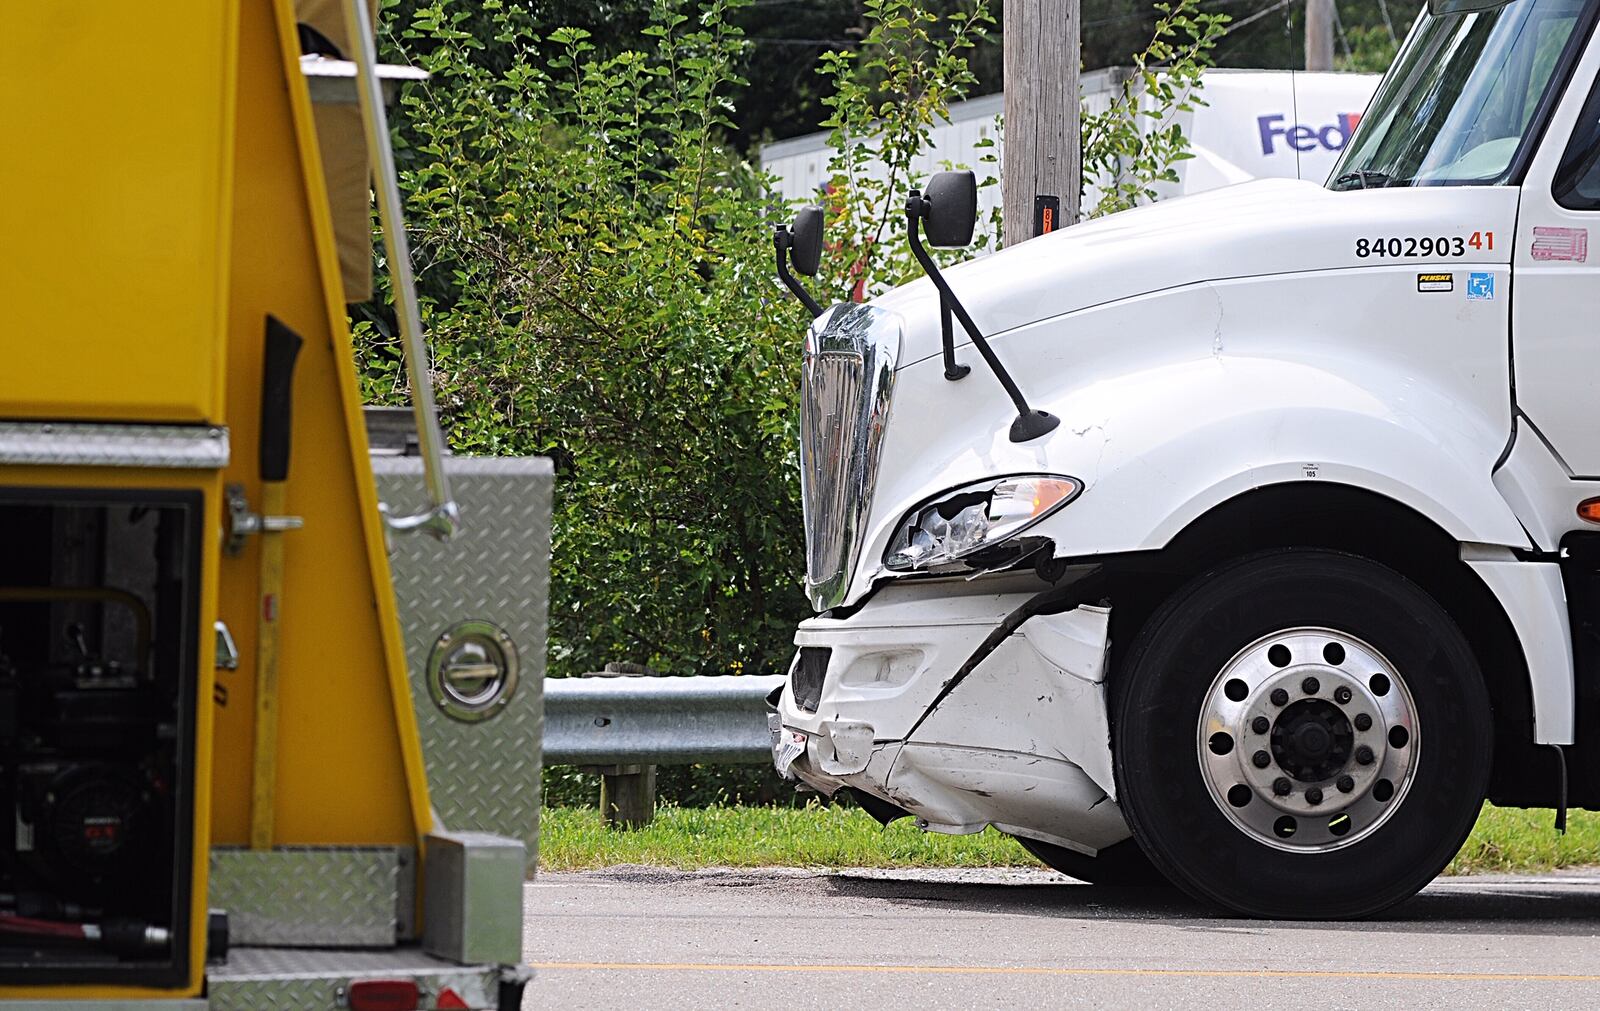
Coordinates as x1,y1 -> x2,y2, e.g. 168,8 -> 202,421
1113,550 -> 1491,919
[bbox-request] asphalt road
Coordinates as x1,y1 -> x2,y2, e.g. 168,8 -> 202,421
522,865 -> 1600,1008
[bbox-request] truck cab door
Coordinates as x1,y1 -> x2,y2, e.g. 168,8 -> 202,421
1513,31 -> 1600,477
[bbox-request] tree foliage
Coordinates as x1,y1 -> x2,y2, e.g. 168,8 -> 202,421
1083,0 -> 1231,217
364,0 -> 1235,687
814,0 -> 997,298
807,0 -> 1226,302
367,0 -> 810,678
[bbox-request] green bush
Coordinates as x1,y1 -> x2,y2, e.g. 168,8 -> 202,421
814,0 -> 997,296
1083,0 -> 1229,218
368,0 -> 1227,807
366,0 -> 810,680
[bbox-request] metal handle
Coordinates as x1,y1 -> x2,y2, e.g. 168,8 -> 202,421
444,661 -> 502,685
341,0 -> 459,540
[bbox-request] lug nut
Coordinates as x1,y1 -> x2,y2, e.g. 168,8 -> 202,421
1335,686 -> 1353,704
1270,688 -> 1289,707
1252,716 -> 1271,734
1252,750 -> 1271,769
1305,787 -> 1323,805
1273,777 -> 1292,796
1301,676 -> 1321,695
1336,775 -> 1355,793
1354,713 -> 1373,732
1355,745 -> 1375,766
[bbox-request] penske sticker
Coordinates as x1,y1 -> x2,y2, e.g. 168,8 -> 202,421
1417,272 -> 1453,292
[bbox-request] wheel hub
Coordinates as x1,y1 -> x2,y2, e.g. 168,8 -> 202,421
1197,628 -> 1418,852
1270,699 -> 1353,781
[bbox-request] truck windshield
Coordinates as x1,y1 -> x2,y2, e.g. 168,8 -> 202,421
1330,0 -> 1590,189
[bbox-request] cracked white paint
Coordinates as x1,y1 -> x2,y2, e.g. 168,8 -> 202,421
1209,283 -> 1226,358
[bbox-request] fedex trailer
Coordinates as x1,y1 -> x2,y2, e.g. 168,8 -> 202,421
760,68 -> 1381,224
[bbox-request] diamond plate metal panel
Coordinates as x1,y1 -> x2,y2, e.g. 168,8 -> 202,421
372,456 -> 549,873
207,946 -> 503,1011
0,421 -> 229,468
210,847 -> 408,948
0,1003 -> 204,1010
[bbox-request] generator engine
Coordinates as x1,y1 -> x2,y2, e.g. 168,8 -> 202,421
1,633 -> 172,918
0,495 -> 200,985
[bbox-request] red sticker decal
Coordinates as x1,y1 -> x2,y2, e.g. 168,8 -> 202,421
1531,226 -> 1588,262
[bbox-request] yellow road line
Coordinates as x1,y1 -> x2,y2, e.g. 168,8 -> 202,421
529,961 -> 1600,983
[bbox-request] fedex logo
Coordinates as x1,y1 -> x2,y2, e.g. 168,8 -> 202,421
1258,113 -> 1361,155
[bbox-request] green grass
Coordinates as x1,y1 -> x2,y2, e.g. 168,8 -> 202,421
1446,804 -> 1600,875
539,802 -> 1600,875
539,802 -> 1033,871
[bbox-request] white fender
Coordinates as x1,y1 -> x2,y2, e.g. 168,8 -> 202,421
853,269 -> 1528,607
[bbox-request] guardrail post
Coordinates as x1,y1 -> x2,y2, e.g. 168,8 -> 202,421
595,763 -> 657,830
583,664 -> 658,830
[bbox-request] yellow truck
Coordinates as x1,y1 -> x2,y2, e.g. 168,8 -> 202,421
0,2 -> 540,1007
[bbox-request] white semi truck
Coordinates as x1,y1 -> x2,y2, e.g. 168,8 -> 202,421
769,0 -> 1600,919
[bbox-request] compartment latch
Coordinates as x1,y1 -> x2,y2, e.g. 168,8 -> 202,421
224,483 -> 303,557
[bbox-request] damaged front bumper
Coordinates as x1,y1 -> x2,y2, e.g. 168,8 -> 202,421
770,575 -> 1131,857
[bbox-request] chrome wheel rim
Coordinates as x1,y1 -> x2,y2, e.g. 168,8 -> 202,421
1197,627 -> 1418,852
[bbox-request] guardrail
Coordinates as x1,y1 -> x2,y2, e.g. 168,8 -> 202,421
543,673 -> 786,829
543,674 -> 785,767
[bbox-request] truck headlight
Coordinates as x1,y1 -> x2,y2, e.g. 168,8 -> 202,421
884,475 -> 1081,573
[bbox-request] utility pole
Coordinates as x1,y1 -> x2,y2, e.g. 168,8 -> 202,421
1002,0 -> 1080,246
1306,0 -> 1336,71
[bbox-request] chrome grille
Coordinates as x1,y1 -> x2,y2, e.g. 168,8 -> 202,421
799,304 -> 901,610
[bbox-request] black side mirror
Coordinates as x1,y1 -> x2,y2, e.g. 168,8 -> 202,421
922,171 -> 977,248
905,179 -> 1060,443
789,205 -> 824,277
775,206 -> 827,318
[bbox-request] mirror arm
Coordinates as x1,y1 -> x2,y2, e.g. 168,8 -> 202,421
905,196 -> 1058,442
940,295 -> 970,381
774,226 -> 824,319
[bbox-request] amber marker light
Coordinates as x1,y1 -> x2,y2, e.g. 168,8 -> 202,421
1580,497 -> 1600,524
1026,476 -> 1080,517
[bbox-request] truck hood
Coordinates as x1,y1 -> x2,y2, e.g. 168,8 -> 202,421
872,178 -> 1512,367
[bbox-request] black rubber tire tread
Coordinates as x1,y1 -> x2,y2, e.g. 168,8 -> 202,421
1112,549 -> 1492,919
1013,835 -> 1172,887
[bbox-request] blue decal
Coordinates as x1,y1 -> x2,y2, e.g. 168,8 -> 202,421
1467,272 -> 1495,300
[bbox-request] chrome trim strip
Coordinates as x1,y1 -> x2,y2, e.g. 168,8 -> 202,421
800,303 -> 902,611
0,422 -> 230,469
